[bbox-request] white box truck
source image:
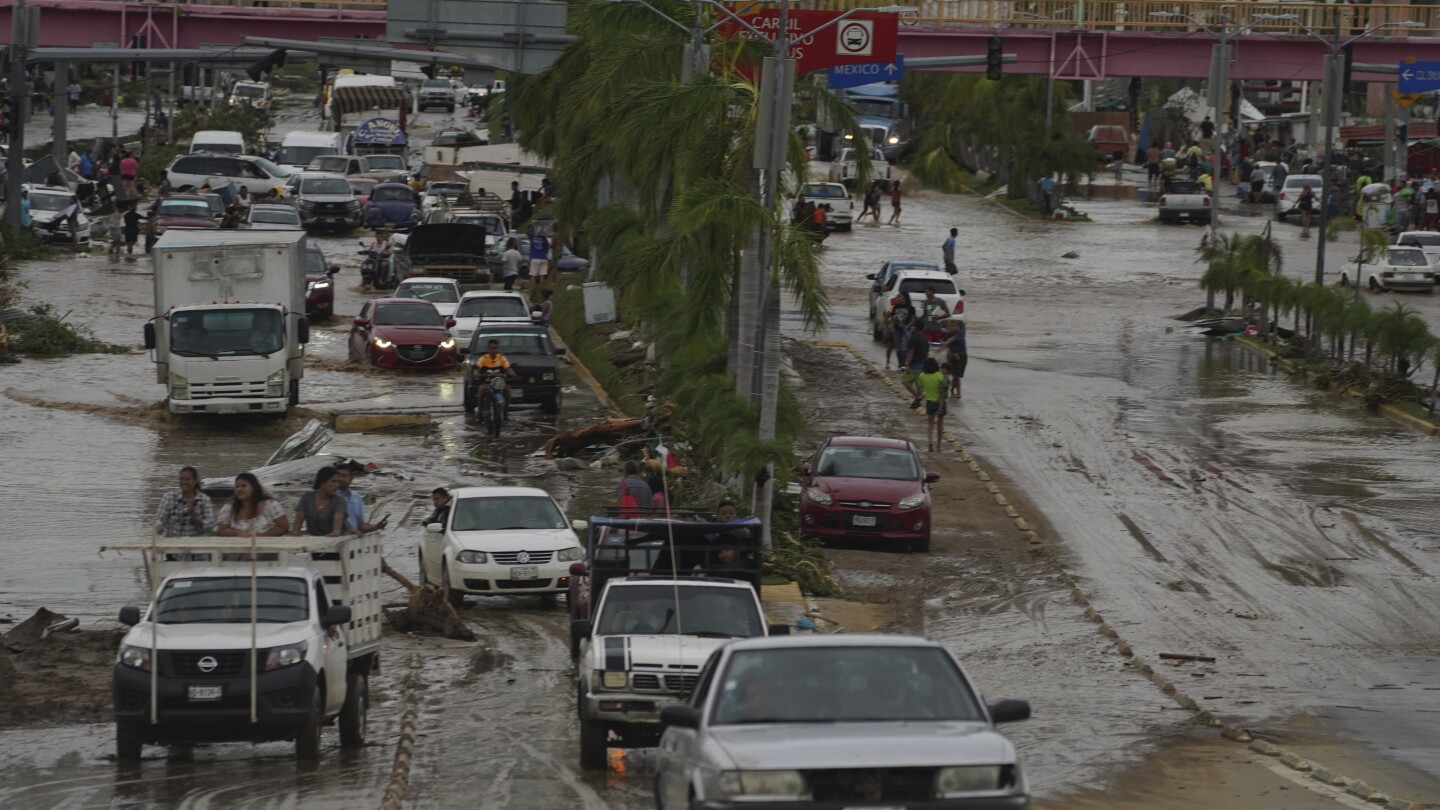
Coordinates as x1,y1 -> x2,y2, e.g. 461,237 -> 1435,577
112,534 -> 384,760
143,230 -> 309,415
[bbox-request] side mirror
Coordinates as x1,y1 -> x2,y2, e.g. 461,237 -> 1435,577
297,317 -> 310,345
570,619 -> 592,638
768,623 -> 791,636
354,317 -> 369,327
659,704 -> 701,729
328,266 -> 339,275
143,322 -> 157,350
118,606 -> 141,626
569,561 -> 587,576
865,273 -> 876,280
323,604 -> 353,627
530,310 -> 542,321
924,471 -> 940,484
445,317 -> 456,328
555,347 -> 567,356
425,523 -> 443,534
988,699 -> 1032,724
571,519 -> 588,531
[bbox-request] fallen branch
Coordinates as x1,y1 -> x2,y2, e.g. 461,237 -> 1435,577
383,560 -> 417,594
1158,652 -> 1217,663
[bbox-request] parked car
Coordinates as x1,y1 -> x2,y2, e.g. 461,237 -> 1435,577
393,277 -> 462,319
166,153 -> 291,196
417,486 -> 585,604
1274,174 -> 1324,221
1394,231 -> 1440,281
305,242 -> 338,320
431,130 -> 485,147
654,635 -> 1032,809
798,436 -> 939,551
867,265 -> 964,340
799,181 -> 854,231
418,78 -> 457,112
1085,124 -> 1130,162
275,130 -> 346,173
1339,246 -> 1437,293
244,202 -> 304,230
348,298 -> 459,368
150,194 -> 218,237
828,146 -> 890,188
305,154 -> 408,185
363,183 -> 423,230
24,184 -> 91,244
285,172 -> 362,230
1158,180 -> 1211,224
463,322 -> 564,413
452,290 -> 534,351
227,80 -> 271,110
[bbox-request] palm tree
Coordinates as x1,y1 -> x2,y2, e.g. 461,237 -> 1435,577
1343,297 -> 1373,362
1196,232 -> 1247,312
1426,337 -> 1440,416
1342,228 -> 1392,303
1374,301 -> 1432,377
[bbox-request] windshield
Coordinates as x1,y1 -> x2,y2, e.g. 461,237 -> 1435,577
428,183 -> 465,195
276,145 -> 332,167
711,647 -> 982,725
1388,248 -> 1429,267
851,98 -> 899,118
597,584 -> 763,638
251,209 -> 300,224
27,194 -> 73,212
375,303 -> 443,326
396,281 -> 459,303
305,248 -> 326,274
1400,233 -> 1440,247
802,184 -> 848,200
372,187 -> 413,203
457,297 -> 528,320
252,156 -> 291,178
456,215 -> 505,235
309,157 -> 351,173
170,308 -> 284,357
1285,177 -> 1318,189
349,180 -> 376,194
234,84 -> 265,98
472,330 -> 551,355
365,155 -> 406,170
814,445 -> 919,480
158,200 -> 211,218
194,141 -> 241,155
156,576 -> 308,624
301,177 -> 351,195
451,495 -> 567,531
898,279 -> 958,296
423,79 -> 450,88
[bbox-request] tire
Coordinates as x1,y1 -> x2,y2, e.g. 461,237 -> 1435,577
538,593 -> 558,609
1369,277 -> 1382,292
487,396 -> 503,438
463,385 -> 475,414
116,725 -> 142,761
841,223 -> 853,232
442,563 -> 465,608
1339,273 -> 1350,287
288,379 -> 299,408
569,627 -> 581,660
578,695 -> 609,771
910,532 -> 931,553
1275,212 -> 1287,222
872,319 -> 884,342
540,394 -> 560,414
339,672 -> 368,748
418,550 -> 427,585
295,685 -> 323,760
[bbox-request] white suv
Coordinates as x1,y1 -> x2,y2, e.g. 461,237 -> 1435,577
419,486 -> 584,604
452,290 -> 534,352
1273,174 -> 1323,221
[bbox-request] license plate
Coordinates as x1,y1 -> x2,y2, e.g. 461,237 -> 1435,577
511,566 -> 539,580
188,685 -> 223,701
852,515 -> 877,527
510,388 -> 523,398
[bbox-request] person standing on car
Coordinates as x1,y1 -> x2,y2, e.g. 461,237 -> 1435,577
501,237 -> 522,291
154,466 -> 215,537
941,228 -> 958,275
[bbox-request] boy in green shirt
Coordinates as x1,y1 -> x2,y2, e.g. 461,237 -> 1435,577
915,357 -> 951,452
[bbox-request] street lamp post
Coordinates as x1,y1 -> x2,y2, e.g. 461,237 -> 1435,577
1254,14 -> 1421,286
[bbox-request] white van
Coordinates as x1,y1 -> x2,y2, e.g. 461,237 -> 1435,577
190,130 -> 246,156
276,131 -> 347,173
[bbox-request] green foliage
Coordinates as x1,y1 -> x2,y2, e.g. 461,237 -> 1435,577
6,305 -> 126,357
139,145 -> 184,186
764,533 -> 848,598
172,105 -> 265,152
907,146 -> 966,193
0,228 -> 57,262
548,287 -> 648,416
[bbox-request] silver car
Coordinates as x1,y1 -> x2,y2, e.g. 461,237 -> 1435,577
653,635 -> 1031,809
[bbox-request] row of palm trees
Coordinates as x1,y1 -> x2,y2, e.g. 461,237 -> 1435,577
1197,230 -> 1440,414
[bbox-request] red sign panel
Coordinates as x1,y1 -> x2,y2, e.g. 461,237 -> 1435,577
718,9 -> 899,75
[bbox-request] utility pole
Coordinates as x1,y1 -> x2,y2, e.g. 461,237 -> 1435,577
1315,20 -> 1341,287
4,0 -> 33,232
52,60 -> 68,173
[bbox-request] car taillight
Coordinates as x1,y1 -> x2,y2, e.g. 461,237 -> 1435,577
1158,196 -> 1167,206
842,165 -> 849,177
1203,197 -> 1211,207
1279,192 -> 1288,200
955,300 -> 964,314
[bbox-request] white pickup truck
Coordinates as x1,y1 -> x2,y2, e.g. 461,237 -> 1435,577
112,534 -> 383,760
1158,180 -> 1212,223
573,576 -> 782,771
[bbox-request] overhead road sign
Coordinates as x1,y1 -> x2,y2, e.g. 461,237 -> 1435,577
828,55 -> 903,89
718,9 -> 899,75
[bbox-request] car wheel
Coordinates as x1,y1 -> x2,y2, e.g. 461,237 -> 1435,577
1275,212 -> 1287,222
910,532 -> 931,553
339,672 -> 368,747
1369,277 -> 1383,292
288,380 -> 299,408
578,695 -> 609,771
442,563 -> 465,608
463,385 -> 476,414
295,684 -> 323,760
1339,273 -> 1349,287
116,725 -> 143,761
418,550 -> 428,585
540,394 -> 560,414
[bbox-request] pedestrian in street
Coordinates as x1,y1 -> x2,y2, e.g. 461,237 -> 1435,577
68,81 -> 81,113
501,237 -> 522,291
919,286 -> 950,343
885,290 -> 915,369
154,466 -> 216,537
887,180 -> 903,225
915,357 -> 949,452
426,488 -> 452,528
942,227 -> 958,275
941,318 -> 967,399
17,188 -> 31,230
502,112 -> 513,142
1297,184 -> 1315,239
616,460 -> 652,518
1037,175 -> 1056,216
215,473 -> 289,537
334,465 -> 388,535
1145,143 -> 1162,190
1423,185 -> 1440,230
535,288 -> 554,326
527,225 -> 550,290
292,466 -> 347,538
122,203 -> 142,257
118,150 -> 139,198
903,328 -> 928,408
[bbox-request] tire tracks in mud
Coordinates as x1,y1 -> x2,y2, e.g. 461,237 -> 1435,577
806,340 -> 1436,809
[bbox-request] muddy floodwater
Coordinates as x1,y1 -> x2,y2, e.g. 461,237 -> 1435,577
3,119 -> 1440,809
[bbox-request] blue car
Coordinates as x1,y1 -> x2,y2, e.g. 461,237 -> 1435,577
362,182 -> 422,230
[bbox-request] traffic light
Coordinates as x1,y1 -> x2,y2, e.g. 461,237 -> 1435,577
986,36 -> 1003,81
246,49 -> 288,82
1341,42 -> 1355,96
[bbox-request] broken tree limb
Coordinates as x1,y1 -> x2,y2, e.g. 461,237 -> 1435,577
1159,652 -> 1218,663
543,404 -> 672,459
383,560 -> 417,594
391,585 -> 477,642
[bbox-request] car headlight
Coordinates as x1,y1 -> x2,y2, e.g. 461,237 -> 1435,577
373,338 -> 394,349
889,136 -> 900,144
541,372 -> 555,381
843,133 -> 854,140
456,550 -> 487,564
715,770 -> 807,798
557,546 -> 583,562
898,493 -> 926,510
119,645 -> 152,671
264,641 -> 308,671
345,200 -> 359,209
307,280 -> 331,292
168,371 -> 188,397
266,368 -> 285,397
440,338 -> 456,349
804,487 -> 832,505
600,670 -> 627,689
298,200 -> 317,209
935,765 -> 1003,795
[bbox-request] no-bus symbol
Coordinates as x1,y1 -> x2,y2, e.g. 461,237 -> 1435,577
838,20 -> 873,56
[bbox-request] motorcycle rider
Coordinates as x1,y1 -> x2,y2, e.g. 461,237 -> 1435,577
365,231 -> 395,286
472,338 -> 519,412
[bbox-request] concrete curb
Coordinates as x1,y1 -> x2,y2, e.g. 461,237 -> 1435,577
808,337 -> 1431,810
549,328 -> 627,418
334,412 -> 432,433
377,654 -> 424,810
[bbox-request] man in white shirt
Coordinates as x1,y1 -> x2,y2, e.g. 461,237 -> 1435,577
501,237 -> 522,291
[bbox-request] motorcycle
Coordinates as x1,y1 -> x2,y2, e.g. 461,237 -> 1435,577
358,246 -> 396,289
475,370 -> 508,437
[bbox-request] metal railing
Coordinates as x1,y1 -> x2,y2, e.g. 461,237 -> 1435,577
64,0 -> 387,11
792,0 -> 1440,35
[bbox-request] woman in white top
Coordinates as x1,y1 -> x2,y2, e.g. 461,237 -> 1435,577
235,186 -> 253,210
216,472 -> 290,537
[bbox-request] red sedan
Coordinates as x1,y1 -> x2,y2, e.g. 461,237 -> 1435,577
348,177 -> 378,206
798,436 -> 939,552
348,299 -> 458,369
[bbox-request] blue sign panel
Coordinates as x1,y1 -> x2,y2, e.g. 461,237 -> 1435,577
353,117 -> 407,146
1398,61 -> 1440,94
828,55 -> 904,90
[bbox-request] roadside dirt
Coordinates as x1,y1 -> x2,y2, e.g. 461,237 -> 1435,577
0,609 -> 126,729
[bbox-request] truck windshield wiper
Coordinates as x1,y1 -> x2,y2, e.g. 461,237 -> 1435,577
172,349 -> 220,359
688,631 -> 742,638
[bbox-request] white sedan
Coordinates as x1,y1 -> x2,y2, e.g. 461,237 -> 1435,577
24,184 -> 90,244
453,290 -> 534,352
1340,246 -> 1436,293
393,277 -> 462,319
419,486 -> 585,605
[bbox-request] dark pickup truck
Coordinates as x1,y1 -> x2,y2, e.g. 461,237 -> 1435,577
463,322 -> 565,414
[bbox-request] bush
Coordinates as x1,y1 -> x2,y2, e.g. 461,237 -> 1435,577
764,533 -> 848,598
6,305 -> 127,356
548,286 -> 648,416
